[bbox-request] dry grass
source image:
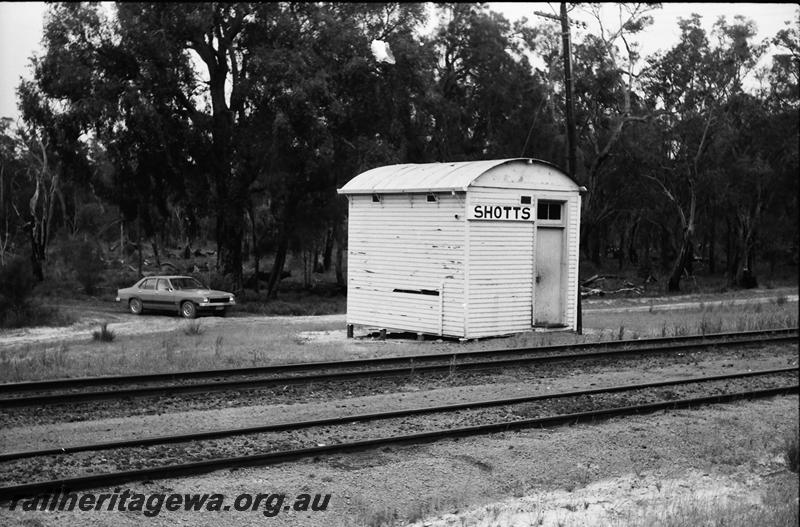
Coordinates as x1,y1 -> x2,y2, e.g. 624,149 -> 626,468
0,292 -> 796,383
396,405 -> 800,527
350,491 -> 472,527
1,303 -> 76,330
233,285 -> 346,316
182,320 -> 204,336
784,427 -> 799,473
91,322 -> 115,342
585,300 -> 797,341
398,476 -> 798,527
613,478 -> 798,527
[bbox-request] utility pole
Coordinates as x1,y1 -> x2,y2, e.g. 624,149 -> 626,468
533,3 -> 577,180
534,3 -> 582,333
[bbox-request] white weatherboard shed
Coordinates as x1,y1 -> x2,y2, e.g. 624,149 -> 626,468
338,158 -> 583,339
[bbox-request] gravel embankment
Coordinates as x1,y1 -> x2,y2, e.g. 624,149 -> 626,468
1,371 -> 795,487
2,343 -> 795,427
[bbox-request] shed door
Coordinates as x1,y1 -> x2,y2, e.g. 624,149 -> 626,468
534,227 -> 565,326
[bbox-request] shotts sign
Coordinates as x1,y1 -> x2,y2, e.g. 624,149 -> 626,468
468,204 -> 533,221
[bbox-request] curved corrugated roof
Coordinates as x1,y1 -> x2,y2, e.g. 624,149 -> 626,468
338,158 -> 573,194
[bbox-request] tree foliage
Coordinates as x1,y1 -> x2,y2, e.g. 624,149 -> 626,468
0,2 -> 796,296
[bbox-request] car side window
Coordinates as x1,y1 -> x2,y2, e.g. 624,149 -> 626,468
156,279 -> 169,291
140,278 -> 155,290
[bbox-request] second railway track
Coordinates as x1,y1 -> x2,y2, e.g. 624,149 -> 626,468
1,366 -> 796,500
0,328 -> 797,408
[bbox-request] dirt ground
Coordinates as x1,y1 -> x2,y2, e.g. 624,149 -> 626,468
0,286 -> 798,526
1,286 -> 796,350
1,397 -> 796,527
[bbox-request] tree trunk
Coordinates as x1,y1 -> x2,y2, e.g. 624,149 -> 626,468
313,248 -> 323,274
725,216 -> 736,283
303,249 -> 311,289
628,218 -> 639,265
708,204 -> 717,274
668,230 -> 694,292
266,193 -> 298,299
734,224 -> 759,288
583,223 -> 602,266
29,221 -> 45,281
216,190 -> 244,293
248,205 -> 259,294
335,241 -> 344,290
266,230 -> 289,299
151,236 -> 161,268
0,164 -> 5,266
136,214 -> 143,277
660,226 -> 672,272
322,227 -> 334,272
199,15 -> 246,295
334,220 -> 345,289
736,245 -> 758,288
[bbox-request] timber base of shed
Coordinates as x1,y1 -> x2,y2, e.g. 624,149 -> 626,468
346,323 -> 574,342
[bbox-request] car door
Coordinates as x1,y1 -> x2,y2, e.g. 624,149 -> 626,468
138,278 -> 158,309
152,278 -> 175,312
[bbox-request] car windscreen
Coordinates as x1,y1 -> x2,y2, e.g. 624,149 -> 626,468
170,278 -> 206,290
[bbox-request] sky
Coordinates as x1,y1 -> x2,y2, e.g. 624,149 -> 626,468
0,2 -> 797,122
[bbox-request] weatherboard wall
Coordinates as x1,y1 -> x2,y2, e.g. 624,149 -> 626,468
345,193 -> 466,336
340,158 -> 583,338
464,187 -> 535,338
463,165 -> 582,337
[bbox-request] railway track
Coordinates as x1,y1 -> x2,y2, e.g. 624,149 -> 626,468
0,366 -> 796,500
0,328 -> 796,409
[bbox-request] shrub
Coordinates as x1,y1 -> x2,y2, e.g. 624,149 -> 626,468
785,428 -> 799,473
75,203 -> 106,236
0,256 -> 36,322
111,270 -> 141,290
72,241 -> 106,295
183,320 -> 203,336
92,323 -> 115,342
196,269 -> 234,292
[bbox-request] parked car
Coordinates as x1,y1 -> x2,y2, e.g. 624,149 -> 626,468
116,275 -> 235,318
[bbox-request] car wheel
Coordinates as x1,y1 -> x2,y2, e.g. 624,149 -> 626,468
181,301 -> 197,319
129,298 -> 143,315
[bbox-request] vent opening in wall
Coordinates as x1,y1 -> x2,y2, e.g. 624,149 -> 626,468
372,193 -> 382,203
393,288 -> 440,296
427,193 -> 438,203
521,195 -> 532,204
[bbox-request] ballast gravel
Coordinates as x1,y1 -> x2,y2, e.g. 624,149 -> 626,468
1,346 -> 795,452
1,396 -> 795,527
1,342 -> 794,428
1,371 -> 796,486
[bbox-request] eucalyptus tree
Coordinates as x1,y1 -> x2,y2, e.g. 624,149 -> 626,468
709,93 -> 788,287
15,93 -> 92,280
240,2 -> 434,297
19,2 -> 438,294
431,3 -> 549,161
724,14 -> 799,283
18,2 -> 196,277
760,10 -> 800,275
112,3 -> 262,289
568,3 -> 657,265
0,119 -> 27,266
768,8 -> 800,108
642,14 -> 766,291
